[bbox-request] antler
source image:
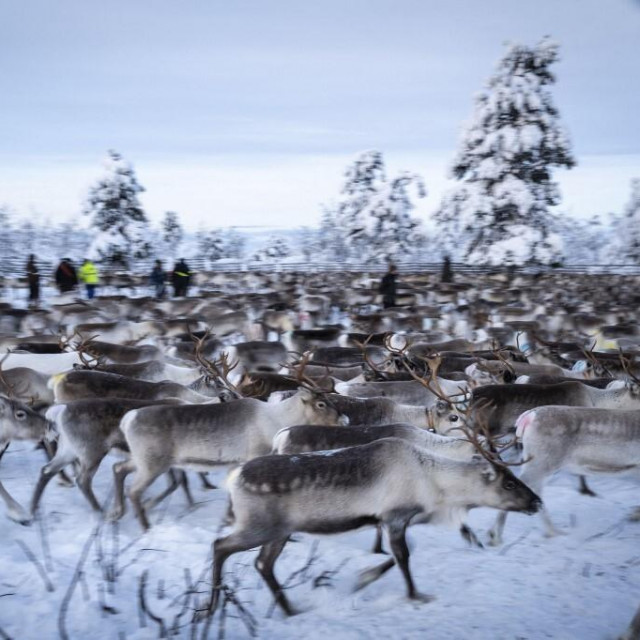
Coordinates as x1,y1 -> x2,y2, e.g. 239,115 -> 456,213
619,351 -> 640,386
193,331 -> 243,400
450,402 -> 532,468
580,342 -> 613,378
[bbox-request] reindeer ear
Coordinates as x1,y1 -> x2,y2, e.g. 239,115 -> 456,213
298,387 -> 314,402
481,463 -> 498,482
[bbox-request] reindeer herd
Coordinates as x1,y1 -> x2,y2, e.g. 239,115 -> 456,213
0,269 -> 639,636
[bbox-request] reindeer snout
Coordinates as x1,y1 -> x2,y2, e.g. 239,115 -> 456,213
526,497 -> 543,515
338,414 -> 350,426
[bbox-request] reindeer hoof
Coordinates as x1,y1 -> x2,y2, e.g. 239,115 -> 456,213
487,532 -> 502,547
628,508 -> 640,522
8,509 -> 32,526
543,528 -> 566,538
107,508 -> 124,522
409,591 -> 435,604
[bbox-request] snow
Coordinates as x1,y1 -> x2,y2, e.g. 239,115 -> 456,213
1,440 -> 638,639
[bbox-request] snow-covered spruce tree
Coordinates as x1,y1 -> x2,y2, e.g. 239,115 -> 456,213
222,228 -> 246,260
162,211 -> 183,259
333,151 -> 426,263
0,206 -> 15,270
84,150 -> 152,267
436,38 -> 575,266
620,178 -> 640,264
199,229 -> 226,263
253,236 -> 291,262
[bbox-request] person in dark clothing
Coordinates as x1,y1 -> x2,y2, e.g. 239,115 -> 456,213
379,263 -> 398,309
441,255 -> 454,283
150,259 -> 166,298
55,258 -> 78,294
171,259 -> 192,297
26,254 -> 40,304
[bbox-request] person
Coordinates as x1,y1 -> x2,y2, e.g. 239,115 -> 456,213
78,258 -> 99,300
379,263 -> 398,309
441,254 -> 453,283
171,258 -> 192,297
149,259 -> 166,299
54,258 -> 78,294
26,254 -> 40,304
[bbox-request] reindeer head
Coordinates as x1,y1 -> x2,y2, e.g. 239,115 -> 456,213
0,395 -> 49,442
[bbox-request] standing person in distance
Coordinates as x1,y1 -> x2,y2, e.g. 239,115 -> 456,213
150,259 -> 166,299
379,263 -> 398,309
171,258 -> 192,297
54,258 -> 78,294
26,254 -> 40,305
78,258 -> 99,300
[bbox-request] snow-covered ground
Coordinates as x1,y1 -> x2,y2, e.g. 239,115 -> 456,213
0,440 -> 638,640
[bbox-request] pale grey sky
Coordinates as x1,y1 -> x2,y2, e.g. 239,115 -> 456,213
1,0 -> 639,229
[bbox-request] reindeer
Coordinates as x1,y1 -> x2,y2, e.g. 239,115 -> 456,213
0,395 -> 50,523
30,398 -> 187,517
488,404 -> 640,545
200,437 -> 541,618
110,388 -> 347,530
273,422 -> 485,549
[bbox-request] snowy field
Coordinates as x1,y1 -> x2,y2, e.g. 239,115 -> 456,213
0,440 -> 638,640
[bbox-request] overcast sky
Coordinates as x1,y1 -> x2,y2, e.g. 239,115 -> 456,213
1,0 -> 639,230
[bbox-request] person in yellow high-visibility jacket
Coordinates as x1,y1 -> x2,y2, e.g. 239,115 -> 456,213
78,258 -> 99,300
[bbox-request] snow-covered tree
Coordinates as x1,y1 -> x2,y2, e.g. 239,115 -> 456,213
84,150 -> 152,267
318,205 -> 348,262
222,228 -> 246,260
331,151 -> 426,263
436,38 -> 575,266
162,211 -> 183,258
199,229 -> 226,262
619,179 -> 640,264
253,236 -> 291,262
0,206 -> 15,269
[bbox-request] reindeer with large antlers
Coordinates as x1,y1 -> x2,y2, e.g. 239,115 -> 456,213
199,416 -> 541,619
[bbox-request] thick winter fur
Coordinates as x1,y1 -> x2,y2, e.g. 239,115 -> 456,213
111,389 -> 345,530
470,381 -> 640,437
489,406 -> 640,545
0,395 -> 50,522
30,398 -> 184,516
206,438 -> 540,617
335,378 -> 469,406
49,369 -> 213,404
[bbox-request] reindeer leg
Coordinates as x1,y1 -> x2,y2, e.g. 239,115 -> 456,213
354,558 -> 395,592
488,511 -> 508,547
41,439 -> 74,487
0,480 -> 30,525
255,537 -> 297,616
31,448 -> 79,517
75,460 -> 104,512
0,441 -> 9,464
128,464 -> 168,531
460,524 -> 484,548
109,459 -> 136,521
371,524 -> 387,554
196,528 -> 279,621
144,470 -> 190,510
578,475 -> 597,497
629,507 -> 640,522
385,517 -> 433,603
199,472 -> 217,490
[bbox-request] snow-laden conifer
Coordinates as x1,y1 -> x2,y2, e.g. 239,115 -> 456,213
620,178 -> 640,264
436,38 -> 575,266
84,151 -> 152,267
331,151 -> 426,263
